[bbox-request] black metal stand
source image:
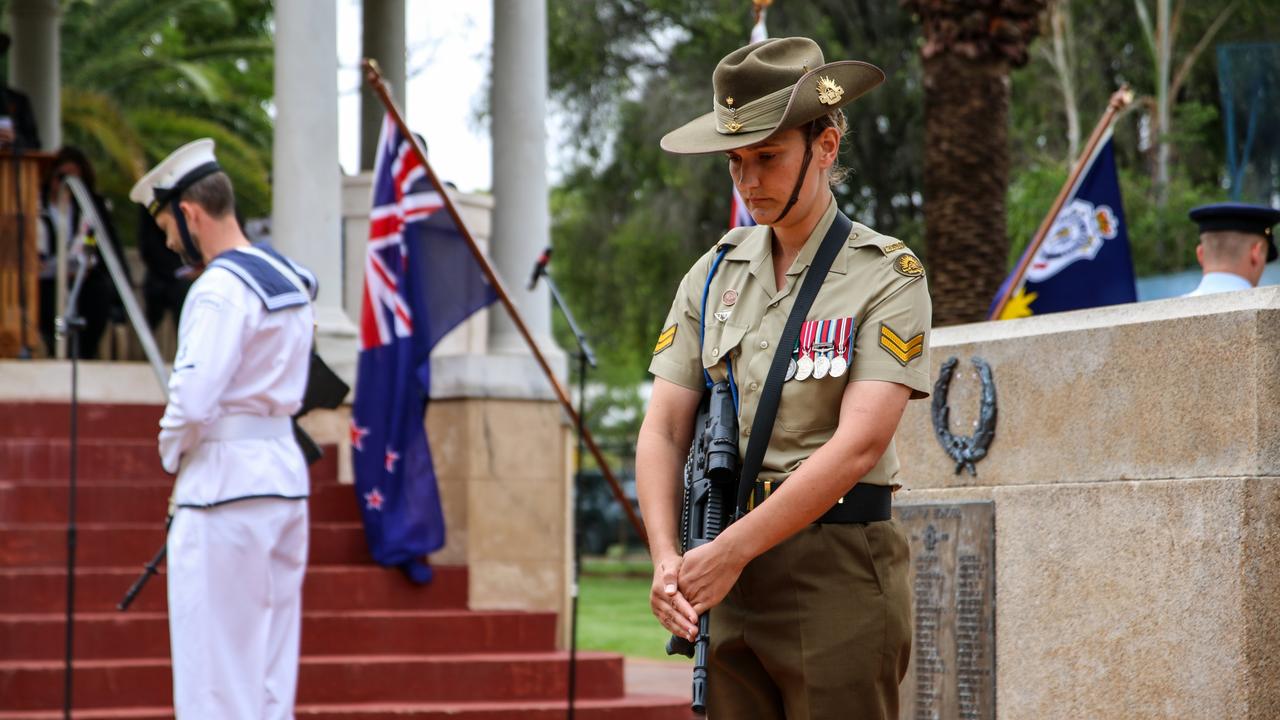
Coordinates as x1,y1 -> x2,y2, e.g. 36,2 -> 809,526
56,248 -> 91,720
10,141 -> 31,358
539,271 -> 596,720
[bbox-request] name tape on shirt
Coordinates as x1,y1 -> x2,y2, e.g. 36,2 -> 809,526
654,325 -> 677,355
879,324 -> 924,366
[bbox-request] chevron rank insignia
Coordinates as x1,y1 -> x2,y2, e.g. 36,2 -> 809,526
879,324 -> 924,365
654,324 -> 677,355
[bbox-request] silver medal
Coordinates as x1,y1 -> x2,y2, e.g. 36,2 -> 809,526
795,355 -> 814,381
813,353 -> 830,379
786,357 -> 797,381
829,355 -> 848,378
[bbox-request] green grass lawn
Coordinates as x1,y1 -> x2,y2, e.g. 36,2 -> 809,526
578,558 -> 675,660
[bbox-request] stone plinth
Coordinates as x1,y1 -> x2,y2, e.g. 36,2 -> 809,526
895,286 -> 1280,719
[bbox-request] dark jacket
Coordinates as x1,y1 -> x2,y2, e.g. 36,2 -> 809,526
2,86 -> 41,150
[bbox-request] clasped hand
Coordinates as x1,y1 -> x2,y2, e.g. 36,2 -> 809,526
649,537 -> 747,640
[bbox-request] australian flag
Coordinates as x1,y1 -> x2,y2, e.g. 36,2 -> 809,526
351,114 -> 497,582
992,133 -> 1137,319
730,187 -> 756,229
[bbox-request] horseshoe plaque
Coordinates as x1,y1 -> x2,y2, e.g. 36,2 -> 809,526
931,357 -> 997,476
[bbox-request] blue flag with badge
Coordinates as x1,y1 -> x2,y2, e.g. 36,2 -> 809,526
351,115 -> 498,583
991,133 -> 1137,319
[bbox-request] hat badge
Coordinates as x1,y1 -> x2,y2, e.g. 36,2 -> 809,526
724,96 -> 742,133
816,76 -> 844,105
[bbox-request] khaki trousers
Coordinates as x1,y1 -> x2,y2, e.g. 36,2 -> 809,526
707,520 -> 911,719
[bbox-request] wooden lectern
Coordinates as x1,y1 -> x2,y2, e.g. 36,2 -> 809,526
0,150 -> 53,358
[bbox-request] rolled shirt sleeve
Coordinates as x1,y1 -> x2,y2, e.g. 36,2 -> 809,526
648,254 -> 714,392
849,274 -> 932,399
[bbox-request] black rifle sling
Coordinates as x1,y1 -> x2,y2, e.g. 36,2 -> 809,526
734,211 -> 853,517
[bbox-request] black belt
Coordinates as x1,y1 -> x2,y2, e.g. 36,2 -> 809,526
749,480 -> 892,524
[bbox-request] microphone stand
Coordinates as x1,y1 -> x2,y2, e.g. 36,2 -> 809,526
534,260 -> 596,720
55,235 -> 93,720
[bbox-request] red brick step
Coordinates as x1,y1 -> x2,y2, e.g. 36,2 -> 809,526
0,652 -> 625,710
0,403 -> 163,441
2,609 -> 557,660
0,439 -> 340,483
0,481 -> 361,524
0,695 -> 691,720
0,565 -> 469,614
0,522 -> 370,567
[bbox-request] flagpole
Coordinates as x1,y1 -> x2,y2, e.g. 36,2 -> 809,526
989,85 -> 1134,321
362,59 -> 649,547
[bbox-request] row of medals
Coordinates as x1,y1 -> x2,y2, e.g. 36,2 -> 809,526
786,340 -> 847,382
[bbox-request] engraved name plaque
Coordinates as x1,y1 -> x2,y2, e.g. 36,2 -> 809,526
895,501 -> 996,720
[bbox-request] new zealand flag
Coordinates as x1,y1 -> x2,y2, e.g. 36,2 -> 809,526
351,115 -> 497,582
992,133 -> 1137,319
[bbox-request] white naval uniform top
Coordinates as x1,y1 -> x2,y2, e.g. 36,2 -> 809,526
159,246 -> 315,507
1184,271 -> 1254,297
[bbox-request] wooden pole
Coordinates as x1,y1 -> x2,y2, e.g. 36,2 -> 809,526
362,59 -> 649,547
989,85 -> 1134,321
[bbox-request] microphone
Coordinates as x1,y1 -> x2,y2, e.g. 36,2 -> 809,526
528,246 -> 552,290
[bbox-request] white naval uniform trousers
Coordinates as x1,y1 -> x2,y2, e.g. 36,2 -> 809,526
159,248 -> 315,720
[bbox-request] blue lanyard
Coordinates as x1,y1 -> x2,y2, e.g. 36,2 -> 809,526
699,248 -> 740,415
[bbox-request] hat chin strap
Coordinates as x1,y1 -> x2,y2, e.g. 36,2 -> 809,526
771,124 -> 818,226
169,197 -> 204,266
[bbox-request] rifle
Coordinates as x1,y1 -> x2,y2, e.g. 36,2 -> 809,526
665,379 -> 739,715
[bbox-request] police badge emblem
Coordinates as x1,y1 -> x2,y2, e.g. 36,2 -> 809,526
1025,198 -> 1119,283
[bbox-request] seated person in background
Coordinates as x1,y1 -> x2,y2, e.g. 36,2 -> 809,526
1185,202 -> 1280,297
36,146 -> 127,358
0,32 -> 41,149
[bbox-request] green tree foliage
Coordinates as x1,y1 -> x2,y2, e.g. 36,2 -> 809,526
1,0 -> 274,243
549,0 -> 924,381
1007,0 -> 1278,275
550,1 -> 1278,373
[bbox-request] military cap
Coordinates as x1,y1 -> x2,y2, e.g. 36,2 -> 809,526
660,37 -> 884,155
129,138 -> 221,217
1189,202 -> 1280,262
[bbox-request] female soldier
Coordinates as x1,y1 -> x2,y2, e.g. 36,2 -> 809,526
636,37 -> 932,719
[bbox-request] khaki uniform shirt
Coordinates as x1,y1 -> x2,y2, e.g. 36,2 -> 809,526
649,197 -> 931,488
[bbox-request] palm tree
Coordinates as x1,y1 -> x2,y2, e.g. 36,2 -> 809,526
902,0 -> 1047,325
16,0 -> 275,238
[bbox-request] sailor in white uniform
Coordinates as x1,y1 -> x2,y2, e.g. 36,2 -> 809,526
129,139 -> 317,720
1184,202 -> 1280,297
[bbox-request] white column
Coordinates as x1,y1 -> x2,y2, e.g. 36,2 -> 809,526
273,0 -> 356,379
360,0 -> 405,171
489,0 -> 556,359
8,0 -> 60,150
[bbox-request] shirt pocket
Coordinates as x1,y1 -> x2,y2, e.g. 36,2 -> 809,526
701,318 -> 750,371
777,371 -> 845,433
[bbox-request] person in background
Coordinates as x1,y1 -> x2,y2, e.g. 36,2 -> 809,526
1184,202 -> 1280,297
36,146 -> 125,358
0,32 -> 41,150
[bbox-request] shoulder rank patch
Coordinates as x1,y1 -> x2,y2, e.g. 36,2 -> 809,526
893,254 -> 924,278
654,325 -> 677,355
879,324 -> 924,366
882,241 -> 906,254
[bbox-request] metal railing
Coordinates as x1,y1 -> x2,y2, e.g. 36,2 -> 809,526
56,176 -> 169,393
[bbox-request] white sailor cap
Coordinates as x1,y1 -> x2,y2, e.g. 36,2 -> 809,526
128,138 -> 222,216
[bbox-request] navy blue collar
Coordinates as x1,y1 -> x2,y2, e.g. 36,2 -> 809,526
208,245 -> 317,312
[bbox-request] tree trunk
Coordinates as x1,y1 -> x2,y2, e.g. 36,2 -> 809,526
1048,1 -> 1081,163
921,52 -> 1012,326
